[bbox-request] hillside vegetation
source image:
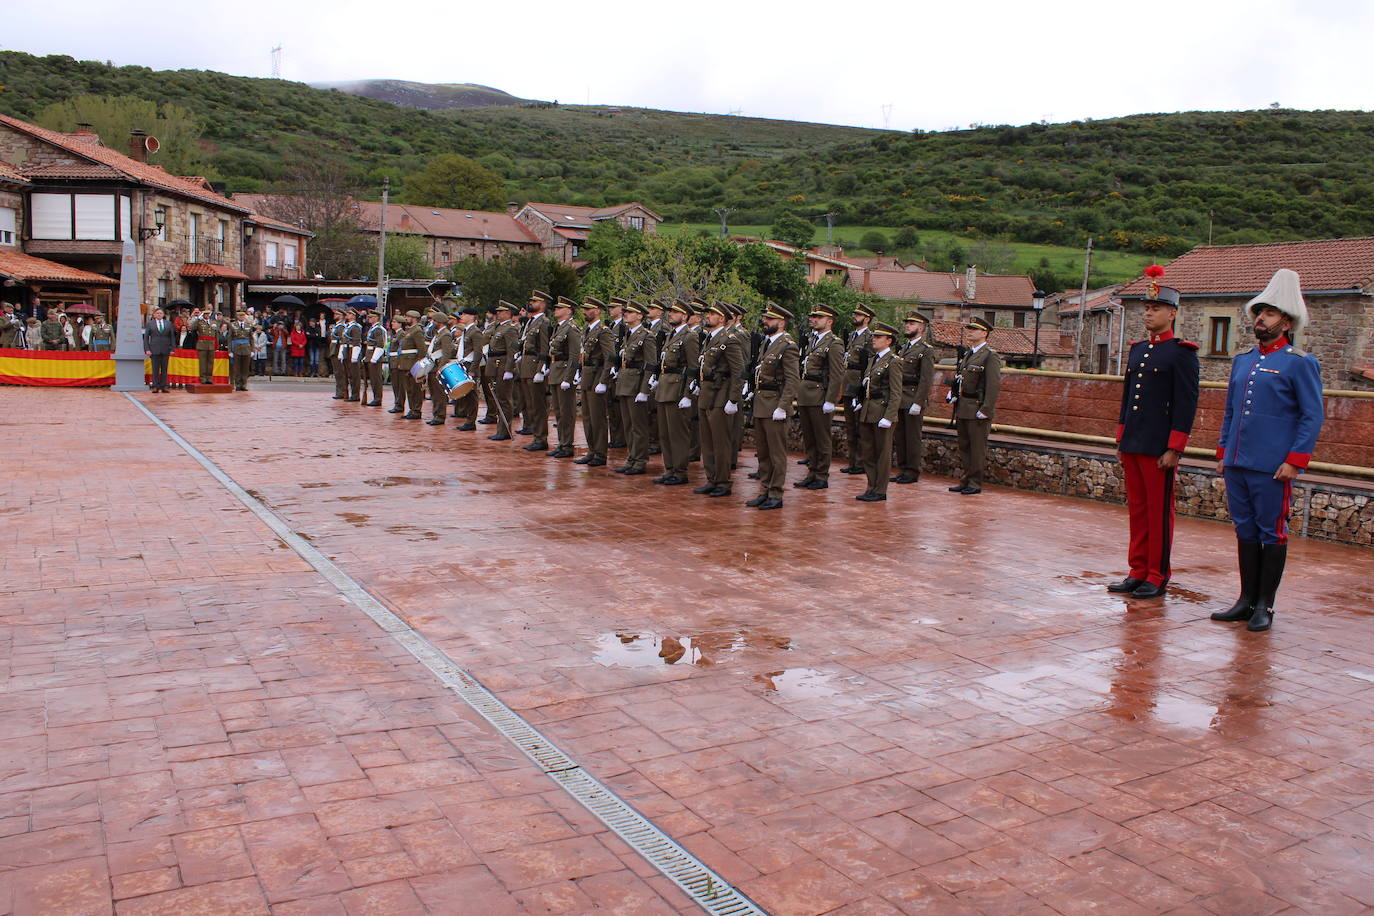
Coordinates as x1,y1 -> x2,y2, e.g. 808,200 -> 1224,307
2,51 -> 1372,278
308,79 -> 528,110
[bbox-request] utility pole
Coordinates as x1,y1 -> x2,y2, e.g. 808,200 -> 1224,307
1208,209 -> 1214,245
713,207 -> 735,239
881,103 -> 893,130
376,177 -> 389,315
270,45 -> 282,79
1072,237 -> 1093,372
814,212 -> 837,247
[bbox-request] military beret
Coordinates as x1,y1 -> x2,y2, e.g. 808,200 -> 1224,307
809,304 -> 838,319
581,296 -> 606,309
853,303 -> 876,319
762,302 -> 792,322
405,310 -> 422,319
666,299 -> 690,316
623,300 -> 648,316
459,306 -> 477,316
903,311 -> 928,325
965,316 -> 993,332
529,289 -> 553,303
871,321 -> 899,338
493,300 -> 514,312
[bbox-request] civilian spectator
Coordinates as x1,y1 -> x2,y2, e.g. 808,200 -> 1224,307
251,325 -> 268,376
289,321 -> 307,376
270,321 -> 288,375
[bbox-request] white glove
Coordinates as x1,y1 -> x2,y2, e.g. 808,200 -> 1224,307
908,403 -> 920,416
741,383 -> 752,399
648,375 -> 659,390
878,418 -> 892,429
976,411 -> 987,420
533,371 -> 545,383
634,392 -> 648,403
573,372 -> 581,386
822,401 -> 835,414
610,367 -> 619,379
502,371 -> 514,381
724,401 -> 738,416
594,383 -> 607,394
371,349 -> 384,364
772,407 -> 786,422
851,399 -> 860,410
945,392 -> 955,403
678,396 -> 692,409
560,381 -> 571,390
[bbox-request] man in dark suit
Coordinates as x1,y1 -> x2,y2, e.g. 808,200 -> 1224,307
144,307 -> 177,392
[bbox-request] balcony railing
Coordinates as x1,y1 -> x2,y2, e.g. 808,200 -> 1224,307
191,235 -> 226,265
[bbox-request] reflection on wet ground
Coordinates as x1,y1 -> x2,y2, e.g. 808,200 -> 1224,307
364,475 -> 454,488
592,628 -> 792,668
753,667 -> 842,698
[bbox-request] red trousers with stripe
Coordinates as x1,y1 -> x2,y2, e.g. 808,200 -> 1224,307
1121,451 -> 1176,586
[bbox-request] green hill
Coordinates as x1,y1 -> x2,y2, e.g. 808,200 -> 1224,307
2,49 -> 1373,281
308,79 -> 529,110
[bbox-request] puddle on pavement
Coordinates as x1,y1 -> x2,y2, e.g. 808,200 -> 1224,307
1148,694 -> 1220,729
592,628 -> 791,668
1166,586 -> 1211,604
365,476 -> 452,488
754,668 -> 840,698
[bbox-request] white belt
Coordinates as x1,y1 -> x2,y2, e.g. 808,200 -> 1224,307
399,349 -> 419,354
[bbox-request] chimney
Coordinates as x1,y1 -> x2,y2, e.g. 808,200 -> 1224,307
506,201 -> 520,215
128,129 -> 149,163
72,123 -> 100,144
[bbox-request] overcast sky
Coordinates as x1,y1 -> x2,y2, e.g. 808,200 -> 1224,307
7,0 -> 1371,131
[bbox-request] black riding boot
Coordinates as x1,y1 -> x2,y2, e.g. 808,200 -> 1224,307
1211,541 -> 1262,622
1247,543 -> 1287,632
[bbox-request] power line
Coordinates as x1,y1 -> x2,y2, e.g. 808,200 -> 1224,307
269,45 -> 282,79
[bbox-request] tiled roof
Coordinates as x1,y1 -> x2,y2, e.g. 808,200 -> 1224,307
552,226 -> 590,241
181,263 -> 250,280
1117,237 -> 1374,298
0,248 -> 117,285
1057,286 -> 1124,315
246,213 -> 314,237
0,114 -> 250,212
522,201 -> 663,227
928,319 -> 1075,356
0,161 -> 30,184
352,201 -> 539,245
853,269 -> 1036,307
20,162 -> 126,180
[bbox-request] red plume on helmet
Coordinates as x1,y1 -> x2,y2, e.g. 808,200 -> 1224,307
1144,264 -> 1165,299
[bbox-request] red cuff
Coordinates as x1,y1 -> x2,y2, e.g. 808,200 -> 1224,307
1215,446 -> 1225,460
1285,452 -> 1311,469
1115,423 -> 1124,443
1167,431 -> 1190,452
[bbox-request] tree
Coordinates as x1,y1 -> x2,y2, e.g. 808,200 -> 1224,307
968,238 -> 1017,274
403,154 -> 506,211
860,230 -> 889,253
589,233 -> 762,309
384,235 -> 432,278
769,211 -> 815,249
894,227 -> 921,249
259,155 -> 374,278
34,94 -> 204,176
732,242 -> 806,305
446,252 -> 578,313
799,280 -> 885,335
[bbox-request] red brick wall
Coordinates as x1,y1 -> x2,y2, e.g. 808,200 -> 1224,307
924,369 -> 1374,469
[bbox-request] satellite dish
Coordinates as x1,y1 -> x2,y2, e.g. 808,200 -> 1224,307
144,136 -> 160,154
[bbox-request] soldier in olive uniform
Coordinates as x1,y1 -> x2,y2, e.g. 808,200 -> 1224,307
839,303 -> 876,475
362,309 -> 387,406
453,307 -> 483,429
645,299 -> 670,456
747,303 -> 801,510
517,291 -> 553,451
894,311 -> 935,484
614,301 -> 657,475
41,309 -> 66,351
483,301 -> 519,440
855,322 -> 905,501
340,308 -> 364,401
576,298 -> 615,466
693,302 -> 746,497
606,298 -> 628,448
192,309 -> 219,383
728,304 -> 757,471
652,299 -> 700,485
0,304 -> 21,348
547,296 -> 584,457
395,310 -> 427,419
687,300 -> 705,463
425,306 -> 456,425
948,316 -> 1002,495
329,307 -> 348,399
386,315 -> 405,412
228,310 -> 253,391
794,303 -> 845,490
87,314 -> 114,353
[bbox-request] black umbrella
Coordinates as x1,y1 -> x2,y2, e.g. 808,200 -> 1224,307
272,294 -> 306,306
345,294 -> 377,309
168,298 -> 194,308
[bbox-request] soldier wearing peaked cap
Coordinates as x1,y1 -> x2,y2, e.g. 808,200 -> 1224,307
614,300 -> 657,474
893,311 -> 935,484
395,310 -> 428,419
948,315 -> 1001,495
693,301 -> 746,496
605,297 -> 628,449
746,303 -> 800,510
546,296 -> 583,457
577,298 -> 615,466
424,308 -> 456,424
453,307 -> 484,428
841,302 -> 876,475
795,303 -> 845,489
652,298 -> 700,485
517,290 -> 553,450
1210,268 -> 1323,632
341,308 -> 364,400
360,308 -> 386,406
855,322 -> 904,501
482,301 -> 519,439
1108,267 -> 1199,599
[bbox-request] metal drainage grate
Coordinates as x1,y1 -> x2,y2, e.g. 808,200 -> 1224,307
126,393 -> 769,915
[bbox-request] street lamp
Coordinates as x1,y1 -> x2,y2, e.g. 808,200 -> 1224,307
138,207 -> 165,241
1031,289 -> 1046,368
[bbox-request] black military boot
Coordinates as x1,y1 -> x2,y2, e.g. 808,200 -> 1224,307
1247,543 -> 1287,632
1211,541 -> 1262,622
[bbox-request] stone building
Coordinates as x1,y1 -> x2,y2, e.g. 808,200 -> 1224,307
243,214 -> 313,282
1116,238 -> 1374,389
512,202 -> 661,265
0,113 -> 253,316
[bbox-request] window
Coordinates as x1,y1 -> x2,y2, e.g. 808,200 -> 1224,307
264,242 -> 279,268
984,311 -> 997,327
29,193 -> 129,240
283,244 -> 297,269
0,207 -> 14,245
74,195 -> 116,240
218,220 -> 227,244
157,279 -> 168,307
625,215 -> 645,231
188,213 -> 200,260
1208,316 -> 1232,356
1013,311 -> 1026,328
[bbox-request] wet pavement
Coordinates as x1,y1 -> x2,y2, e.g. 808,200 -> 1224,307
4,387 -> 1374,915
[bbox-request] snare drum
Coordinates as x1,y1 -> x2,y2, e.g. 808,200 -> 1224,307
438,361 -> 475,400
410,356 -> 434,380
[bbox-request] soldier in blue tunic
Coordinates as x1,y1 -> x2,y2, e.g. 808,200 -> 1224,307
1211,269 -> 1324,632
1109,267 -> 1200,599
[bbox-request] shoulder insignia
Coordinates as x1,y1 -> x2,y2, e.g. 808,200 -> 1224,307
1128,339 -> 1143,346
1176,339 -> 1200,350
1287,346 -> 1309,357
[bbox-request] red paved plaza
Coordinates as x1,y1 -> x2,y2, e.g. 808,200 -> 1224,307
3,387 -> 1373,915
